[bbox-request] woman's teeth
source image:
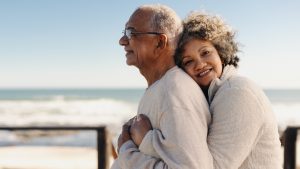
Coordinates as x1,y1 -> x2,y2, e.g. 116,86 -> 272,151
199,69 -> 210,76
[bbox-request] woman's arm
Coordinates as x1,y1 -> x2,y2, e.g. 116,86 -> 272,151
208,86 -> 265,169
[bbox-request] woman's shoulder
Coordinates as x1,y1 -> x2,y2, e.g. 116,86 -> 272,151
223,75 -> 262,92
212,75 -> 268,105
215,74 -> 272,110
211,75 -> 276,130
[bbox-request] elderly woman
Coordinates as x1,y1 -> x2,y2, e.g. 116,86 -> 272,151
130,11 -> 282,168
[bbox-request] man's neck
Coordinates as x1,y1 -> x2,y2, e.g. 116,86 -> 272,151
140,59 -> 175,87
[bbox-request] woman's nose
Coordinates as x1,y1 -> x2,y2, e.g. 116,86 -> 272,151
195,60 -> 206,70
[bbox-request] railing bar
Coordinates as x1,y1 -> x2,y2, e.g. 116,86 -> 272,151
0,126 -> 105,130
0,126 -> 109,169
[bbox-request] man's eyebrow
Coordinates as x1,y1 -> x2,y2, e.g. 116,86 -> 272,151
126,26 -> 135,30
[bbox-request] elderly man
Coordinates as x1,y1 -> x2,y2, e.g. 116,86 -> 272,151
111,4 -> 213,169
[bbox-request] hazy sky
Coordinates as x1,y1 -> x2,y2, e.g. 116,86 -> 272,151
1,0 -> 299,89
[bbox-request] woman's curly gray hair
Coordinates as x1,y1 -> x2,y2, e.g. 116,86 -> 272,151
175,11 -> 240,68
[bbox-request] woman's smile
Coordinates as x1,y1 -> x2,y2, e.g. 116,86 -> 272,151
197,68 -> 212,77
182,39 -> 223,89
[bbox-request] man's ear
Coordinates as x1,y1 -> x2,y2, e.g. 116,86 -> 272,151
156,34 -> 167,49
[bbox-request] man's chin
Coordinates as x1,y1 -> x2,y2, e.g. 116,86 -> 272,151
126,61 -> 136,67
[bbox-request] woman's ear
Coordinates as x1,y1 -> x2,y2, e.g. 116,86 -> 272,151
221,59 -> 225,67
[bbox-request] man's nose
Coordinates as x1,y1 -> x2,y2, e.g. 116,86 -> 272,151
119,36 -> 129,46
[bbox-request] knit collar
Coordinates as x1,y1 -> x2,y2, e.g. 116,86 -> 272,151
207,65 -> 237,104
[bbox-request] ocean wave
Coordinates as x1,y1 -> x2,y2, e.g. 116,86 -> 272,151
272,102 -> 300,133
1,98 -> 300,140
0,99 -> 137,128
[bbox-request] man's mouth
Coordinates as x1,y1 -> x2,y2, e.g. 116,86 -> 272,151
125,50 -> 133,56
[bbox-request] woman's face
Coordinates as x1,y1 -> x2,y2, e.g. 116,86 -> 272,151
181,39 -> 223,89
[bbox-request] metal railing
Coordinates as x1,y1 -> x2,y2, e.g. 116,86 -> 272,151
2,125 -> 298,169
0,126 -> 111,169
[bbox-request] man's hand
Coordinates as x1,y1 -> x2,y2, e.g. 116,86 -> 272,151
130,114 -> 153,146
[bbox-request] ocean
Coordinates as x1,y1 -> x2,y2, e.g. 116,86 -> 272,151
0,88 -> 299,147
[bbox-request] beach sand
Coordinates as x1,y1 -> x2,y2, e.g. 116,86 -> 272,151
0,142 -> 299,169
0,146 -> 102,169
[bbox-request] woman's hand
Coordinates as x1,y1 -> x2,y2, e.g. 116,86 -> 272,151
117,117 -> 134,153
130,114 -> 153,146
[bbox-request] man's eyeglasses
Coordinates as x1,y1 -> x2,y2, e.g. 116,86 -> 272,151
122,28 -> 163,39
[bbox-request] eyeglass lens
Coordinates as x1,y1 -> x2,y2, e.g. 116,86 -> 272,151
123,29 -> 132,39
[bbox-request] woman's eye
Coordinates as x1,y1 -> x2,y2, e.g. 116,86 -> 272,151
183,60 -> 193,67
202,50 -> 210,56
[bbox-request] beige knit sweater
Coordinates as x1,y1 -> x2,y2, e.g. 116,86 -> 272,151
112,65 -> 282,169
136,66 -> 283,169
141,66 -> 282,168
111,66 -> 213,169
206,65 -> 282,169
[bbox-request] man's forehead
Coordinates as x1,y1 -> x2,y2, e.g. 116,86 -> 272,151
130,9 -> 152,21
125,10 -> 152,29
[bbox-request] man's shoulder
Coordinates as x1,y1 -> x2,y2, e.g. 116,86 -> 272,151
162,66 -> 203,96
144,67 -> 200,100
161,67 -> 210,120
163,66 -> 196,86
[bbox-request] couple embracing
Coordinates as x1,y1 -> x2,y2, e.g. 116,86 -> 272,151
112,4 -> 282,169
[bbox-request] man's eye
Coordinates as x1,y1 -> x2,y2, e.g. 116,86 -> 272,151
129,32 -> 137,37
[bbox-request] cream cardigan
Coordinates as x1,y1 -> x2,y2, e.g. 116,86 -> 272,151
207,65 -> 282,169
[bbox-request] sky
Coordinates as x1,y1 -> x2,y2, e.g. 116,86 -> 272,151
0,0 -> 299,89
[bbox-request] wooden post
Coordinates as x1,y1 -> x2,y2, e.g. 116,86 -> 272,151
97,127 -> 111,169
284,127 -> 298,169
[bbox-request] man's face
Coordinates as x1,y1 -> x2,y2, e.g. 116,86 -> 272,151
119,9 -> 159,69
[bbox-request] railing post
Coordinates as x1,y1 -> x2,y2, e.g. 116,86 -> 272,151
284,127 -> 298,169
97,127 -> 111,169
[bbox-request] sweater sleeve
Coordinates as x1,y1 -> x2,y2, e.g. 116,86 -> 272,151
117,89 -> 213,169
139,129 -> 160,158
207,86 -> 265,169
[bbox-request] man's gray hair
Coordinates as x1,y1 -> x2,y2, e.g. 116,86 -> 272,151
137,4 -> 183,51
